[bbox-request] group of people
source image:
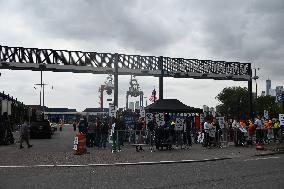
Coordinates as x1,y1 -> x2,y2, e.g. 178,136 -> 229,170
202,118 -> 222,148
202,115 -> 283,148
74,116 -> 109,148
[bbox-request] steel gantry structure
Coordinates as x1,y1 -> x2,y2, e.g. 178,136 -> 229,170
0,45 -> 253,117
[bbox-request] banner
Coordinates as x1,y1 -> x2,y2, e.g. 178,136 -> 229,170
279,114 -> 284,126
216,117 -> 225,129
146,113 -> 153,124
123,115 -> 135,129
175,118 -> 184,131
155,113 -> 165,126
109,104 -> 116,117
264,110 -> 269,119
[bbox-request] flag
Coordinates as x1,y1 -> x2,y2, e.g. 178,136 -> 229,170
149,95 -> 157,102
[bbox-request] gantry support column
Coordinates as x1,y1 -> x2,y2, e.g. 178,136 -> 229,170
158,56 -> 164,100
113,53 -> 119,108
248,63 -> 253,120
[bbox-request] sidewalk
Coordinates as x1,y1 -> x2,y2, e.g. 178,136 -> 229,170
1,140 -> 283,166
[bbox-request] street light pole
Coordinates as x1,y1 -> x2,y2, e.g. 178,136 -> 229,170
252,68 -> 260,99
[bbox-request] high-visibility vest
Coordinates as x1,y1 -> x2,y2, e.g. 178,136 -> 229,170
273,122 -> 280,129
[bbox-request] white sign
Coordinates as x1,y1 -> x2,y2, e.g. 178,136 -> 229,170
73,145 -> 77,150
155,113 -> 165,126
146,113 -> 153,124
200,114 -> 205,123
140,110 -> 145,118
264,110 -> 269,119
279,114 -> 284,126
74,137 -> 78,144
175,118 -> 184,131
216,117 -> 225,129
109,104 -> 117,117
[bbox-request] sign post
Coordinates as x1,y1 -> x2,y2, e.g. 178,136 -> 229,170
264,110 -> 269,120
279,114 -> 284,126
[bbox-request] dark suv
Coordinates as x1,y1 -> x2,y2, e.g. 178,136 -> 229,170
30,120 -> 52,139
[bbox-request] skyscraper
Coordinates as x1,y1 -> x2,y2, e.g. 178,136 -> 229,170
266,79 -> 271,96
276,86 -> 284,96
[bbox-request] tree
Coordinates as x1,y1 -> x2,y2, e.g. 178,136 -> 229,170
216,86 -> 249,119
254,96 -> 280,119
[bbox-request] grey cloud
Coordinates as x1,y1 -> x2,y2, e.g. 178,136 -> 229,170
10,0 -> 183,53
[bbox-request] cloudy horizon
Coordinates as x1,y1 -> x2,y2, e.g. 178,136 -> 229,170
0,0 -> 283,111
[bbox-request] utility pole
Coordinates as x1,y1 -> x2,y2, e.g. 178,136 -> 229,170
34,83 -> 48,113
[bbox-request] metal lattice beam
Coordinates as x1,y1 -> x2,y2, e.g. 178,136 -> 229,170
0,45 -> 250,81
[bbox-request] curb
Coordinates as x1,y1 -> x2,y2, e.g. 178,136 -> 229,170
0,157 -> 232,168
253,151 -> 284,157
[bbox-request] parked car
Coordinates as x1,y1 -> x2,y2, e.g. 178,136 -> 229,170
30,120 -> 52,139
50,123 -> 58,134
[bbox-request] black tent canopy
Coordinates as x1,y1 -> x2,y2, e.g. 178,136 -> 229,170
144,99 -> 203,113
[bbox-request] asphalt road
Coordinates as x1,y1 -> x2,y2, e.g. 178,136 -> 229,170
0,154 -> 283,189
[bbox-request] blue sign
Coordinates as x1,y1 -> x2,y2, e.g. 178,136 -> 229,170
123,116 -> 136,129
276,95 -> 283,102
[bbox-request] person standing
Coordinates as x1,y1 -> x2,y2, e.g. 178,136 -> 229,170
20,120 -> 32,149
87,117 -> 96,147
184,116 -> 192,149
78,118 -> 88,134
203,119 -> 211,147
254,115 -> 264,144
95,117 -> 102,147
101,117 -> 109,149
273,120 -> 280,142
73,121 -> 77,131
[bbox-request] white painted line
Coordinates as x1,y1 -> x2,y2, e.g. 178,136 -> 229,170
181,160 -> 195,162
244,157 -> 280,161
138,162 -> 157,164
114,162 -> 137,165
0,157 -> 232,168
88,164 -> 110,166
33,165 -> 55,167
56,164 -> 89,167
0,165 -> 29,168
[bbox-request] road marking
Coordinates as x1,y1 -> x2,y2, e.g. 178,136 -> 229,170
0,157 -> 232,168
244,156 -> 280,161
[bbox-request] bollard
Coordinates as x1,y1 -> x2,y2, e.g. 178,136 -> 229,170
73,133 -> 87,155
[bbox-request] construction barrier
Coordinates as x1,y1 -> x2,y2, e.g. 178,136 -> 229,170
73,133 -> 87,155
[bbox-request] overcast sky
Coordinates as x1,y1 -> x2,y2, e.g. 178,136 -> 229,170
0,0 -> 283,111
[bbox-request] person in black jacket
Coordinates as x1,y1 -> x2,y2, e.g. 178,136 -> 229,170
184,117 -> 192,148
101,117 -> 109,148
78,118 -> 88,134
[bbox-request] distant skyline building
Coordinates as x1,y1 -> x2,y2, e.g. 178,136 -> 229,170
269,89 -> 276,97
203,105 -> 209,113
276,86 -> 284,96
266,79 -> 271,96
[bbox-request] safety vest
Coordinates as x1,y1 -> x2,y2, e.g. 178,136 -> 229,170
273,122 -> 280,129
